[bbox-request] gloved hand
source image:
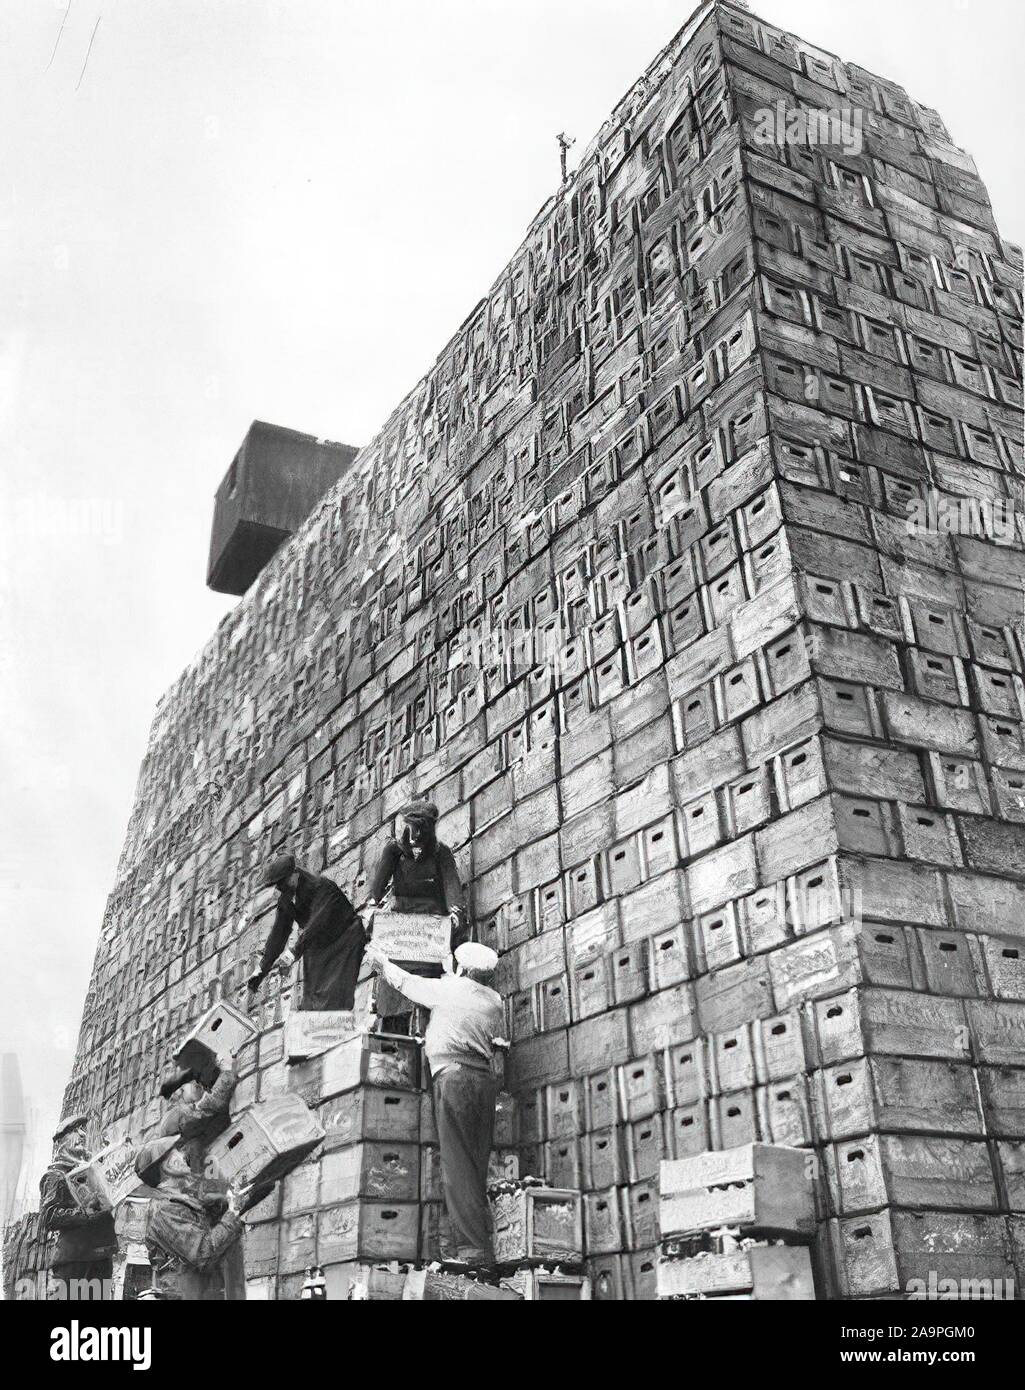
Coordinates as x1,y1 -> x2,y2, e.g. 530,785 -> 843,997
244,970 -> 264,995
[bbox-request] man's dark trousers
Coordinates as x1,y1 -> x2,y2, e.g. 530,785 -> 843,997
432,1063 -> 498,1267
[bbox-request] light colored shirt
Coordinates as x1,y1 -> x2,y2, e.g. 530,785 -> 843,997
380,963 -> 503,1075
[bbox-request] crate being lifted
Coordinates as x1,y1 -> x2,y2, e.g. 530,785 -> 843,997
205,1093 -> 324,1189
371,909 -> 451,967
659,1143 -> 817,1241
66,1139 -> 140,1214
174,1000 -> 258,1078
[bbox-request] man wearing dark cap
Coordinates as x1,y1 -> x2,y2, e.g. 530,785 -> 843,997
366,801 -> 469,1022
245,854 -> 366,1011
39,1114 -> 116,1298
134,1136 -> 248,1300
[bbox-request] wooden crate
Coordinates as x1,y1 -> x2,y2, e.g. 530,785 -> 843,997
174,1000 -> 258,1075
490,1185 -> 583,1265
657,1244 -> 815,1299
205,1094 -> 324,1188
371,910 -> 451,965
401,1268 -> 522,1300
66,1139 -> 140,1213
321,1141 -> 419,1204
659,1143 -> 816,1238
284,1010 -> 358,1061
316,1200 -> 419,1264
320,1032 -> 420,1097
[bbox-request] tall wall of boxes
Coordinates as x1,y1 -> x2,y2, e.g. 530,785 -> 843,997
15,0 -> 1022,1299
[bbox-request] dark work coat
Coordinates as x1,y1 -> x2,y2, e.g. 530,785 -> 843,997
368,831 -> 469,1007
258,868 -> 365,1011
39,1162 -> 117,1268
368,830 -> 468,935
144,1188 -> 244,1301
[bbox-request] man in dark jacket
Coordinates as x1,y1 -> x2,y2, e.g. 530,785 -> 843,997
39,1114 -> 116,1299
367,800 -> 468,927
135,1136 -> 248,1301
245,854 -> 365,1011
365,800 -> 469,1023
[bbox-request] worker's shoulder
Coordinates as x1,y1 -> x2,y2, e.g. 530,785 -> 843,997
39,1165 -> 65,1193
451,976 -> 503,1009
311,872 -> 348,900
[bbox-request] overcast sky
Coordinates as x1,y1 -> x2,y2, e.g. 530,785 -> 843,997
2,0 -> 1022,1198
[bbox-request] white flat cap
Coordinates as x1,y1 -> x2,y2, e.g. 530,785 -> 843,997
454,942 -> 499,972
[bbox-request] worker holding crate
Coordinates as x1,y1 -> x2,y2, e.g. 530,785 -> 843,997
245,854 -> 366,1011
157,1051 -> 238,1173
365,799 -> 469,1024
39,1114 -> 116,1299
364,939 -> 503,1273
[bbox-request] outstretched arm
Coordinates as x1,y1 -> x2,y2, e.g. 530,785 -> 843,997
372,954 -> 448,1009
256,896 -> 295,978
176,1065 -> 237,1138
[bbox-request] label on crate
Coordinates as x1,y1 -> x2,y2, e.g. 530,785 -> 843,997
372,911 -> 451,964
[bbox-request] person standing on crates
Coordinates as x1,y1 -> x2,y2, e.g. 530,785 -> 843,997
364,799 -> 469,1025
245,853 -> 366,1011
364,939 -> 503,1273
133,1136 -> 249,1301
39,1114 -> 116,1299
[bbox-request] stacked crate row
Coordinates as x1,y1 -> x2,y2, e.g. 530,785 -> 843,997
493,1 -> 1025,1299
235,1025 -> 525,1298
43,0 -> 1021,1299
52,0 -> 748,1295
657,1143 -> 817,1299
723,0 -> 1024,1299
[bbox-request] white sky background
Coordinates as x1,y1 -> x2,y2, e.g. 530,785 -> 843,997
1,0 -> 1022,1195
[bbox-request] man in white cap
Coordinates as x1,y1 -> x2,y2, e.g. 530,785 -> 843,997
365,938 -> 503,1272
